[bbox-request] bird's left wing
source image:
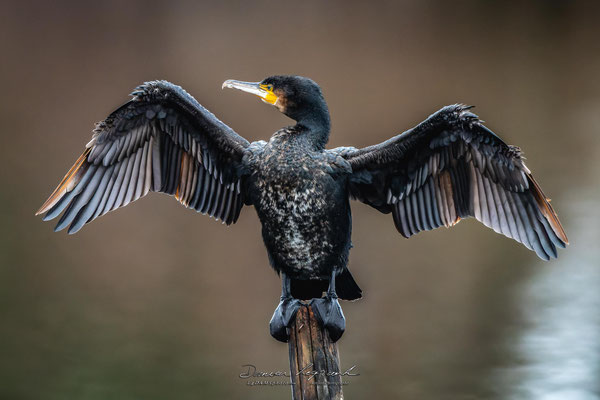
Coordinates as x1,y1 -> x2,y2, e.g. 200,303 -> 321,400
335,105 -> 568,260
37,80 -> 250,233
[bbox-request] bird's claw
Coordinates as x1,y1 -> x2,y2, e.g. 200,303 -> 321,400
270,297 -> 302,342
311,295 -> 346,342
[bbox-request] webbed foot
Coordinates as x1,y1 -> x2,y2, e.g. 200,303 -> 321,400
269,297 -> 302,342
311,295 -> 346,342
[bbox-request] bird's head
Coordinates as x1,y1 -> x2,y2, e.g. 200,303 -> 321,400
222,75 -> 329,129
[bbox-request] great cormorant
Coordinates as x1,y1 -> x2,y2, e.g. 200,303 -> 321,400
37,76 -> 568,342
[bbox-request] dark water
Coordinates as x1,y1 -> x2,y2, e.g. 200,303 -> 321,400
1,1 -> 598,399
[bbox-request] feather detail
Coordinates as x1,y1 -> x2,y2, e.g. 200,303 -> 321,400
36,147 -> 92,215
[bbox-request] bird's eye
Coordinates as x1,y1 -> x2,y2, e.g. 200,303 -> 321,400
266,84 -> 274,91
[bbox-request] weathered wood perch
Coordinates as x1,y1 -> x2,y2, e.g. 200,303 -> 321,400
288,304 -> 344,400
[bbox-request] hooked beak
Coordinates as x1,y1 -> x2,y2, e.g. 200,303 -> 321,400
222,79 -> 278,105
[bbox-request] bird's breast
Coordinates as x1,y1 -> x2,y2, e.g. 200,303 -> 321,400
247,144 -> 350,277
252,152 -> 335,222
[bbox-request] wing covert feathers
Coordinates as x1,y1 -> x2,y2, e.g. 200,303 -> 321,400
344,104 -> 568,260
38,81 -> 247,233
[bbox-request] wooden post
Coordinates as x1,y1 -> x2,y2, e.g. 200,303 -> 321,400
288,304 -> 344,400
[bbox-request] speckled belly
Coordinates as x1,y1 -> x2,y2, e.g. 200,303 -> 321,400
254,172 -> 347,280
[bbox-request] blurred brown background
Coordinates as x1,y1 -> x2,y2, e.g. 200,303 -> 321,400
1,1 -> 599,399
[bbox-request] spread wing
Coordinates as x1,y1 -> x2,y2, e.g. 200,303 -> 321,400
337,104 -> 568,260
37,80 -> 250,233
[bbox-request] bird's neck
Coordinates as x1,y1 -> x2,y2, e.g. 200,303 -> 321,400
293,106 -> 331,150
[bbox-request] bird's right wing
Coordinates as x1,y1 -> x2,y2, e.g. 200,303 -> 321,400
37,80 -> 250,233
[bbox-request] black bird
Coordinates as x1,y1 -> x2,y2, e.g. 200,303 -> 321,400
37,76 -> 568,342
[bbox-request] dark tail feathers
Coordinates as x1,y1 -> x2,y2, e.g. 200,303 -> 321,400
336,268 -> 362,300
290,268 -> 362,301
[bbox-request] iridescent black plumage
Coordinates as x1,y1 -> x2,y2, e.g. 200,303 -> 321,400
38,75 -> 568,342
243,126 -> 360,300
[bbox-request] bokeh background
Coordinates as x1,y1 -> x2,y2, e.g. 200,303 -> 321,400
1,1 -> 599,399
